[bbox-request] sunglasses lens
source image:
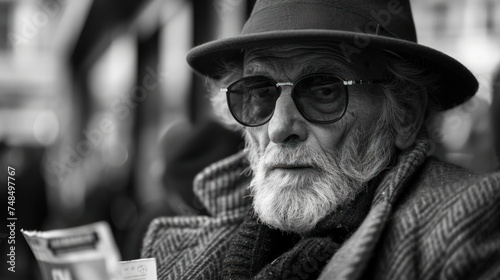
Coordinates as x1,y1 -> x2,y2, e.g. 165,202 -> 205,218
227,76 -> 278,126
294,75 -> 347,122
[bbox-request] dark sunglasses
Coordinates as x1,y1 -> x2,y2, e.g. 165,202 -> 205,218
221,73 -> 386,127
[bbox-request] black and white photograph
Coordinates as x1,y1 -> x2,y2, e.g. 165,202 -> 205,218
0,0 -> 499,279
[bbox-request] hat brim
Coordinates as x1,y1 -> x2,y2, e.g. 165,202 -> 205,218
187,30 -> 478,110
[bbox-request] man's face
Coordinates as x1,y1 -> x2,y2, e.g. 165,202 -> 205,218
242,44 -> 396,234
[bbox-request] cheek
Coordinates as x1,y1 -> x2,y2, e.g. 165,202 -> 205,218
308,122 -> 350,156
348,92 -> 383,128
311,98 -> 381,155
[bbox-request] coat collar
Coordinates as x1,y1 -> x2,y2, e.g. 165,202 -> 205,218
319,135 -> 432,280
193,151 -> 252,217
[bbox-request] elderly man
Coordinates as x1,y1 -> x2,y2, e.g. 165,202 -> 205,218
142,0 -> 500,279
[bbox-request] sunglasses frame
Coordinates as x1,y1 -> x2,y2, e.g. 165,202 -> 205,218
221,73 -> 386,127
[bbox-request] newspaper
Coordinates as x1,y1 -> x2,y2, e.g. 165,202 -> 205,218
21,221 -> 121,280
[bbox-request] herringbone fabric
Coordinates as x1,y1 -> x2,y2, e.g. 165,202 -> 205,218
365,163 -> 500,280
141,152 -> 252,280
142,137 -> 500,280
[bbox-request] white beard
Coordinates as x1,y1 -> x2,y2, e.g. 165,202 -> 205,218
246,127 -> 394,234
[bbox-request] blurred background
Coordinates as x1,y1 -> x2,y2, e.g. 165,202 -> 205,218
0,0 -> 498,279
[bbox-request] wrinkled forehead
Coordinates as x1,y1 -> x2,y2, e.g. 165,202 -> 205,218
243,44 -> 386,80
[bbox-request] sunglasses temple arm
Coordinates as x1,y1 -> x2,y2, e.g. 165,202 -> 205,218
343,79 -> 387,85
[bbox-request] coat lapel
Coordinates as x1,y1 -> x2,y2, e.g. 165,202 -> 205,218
319,135 -> 432,280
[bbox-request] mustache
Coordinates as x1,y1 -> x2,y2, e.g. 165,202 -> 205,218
259,143 -> 332,171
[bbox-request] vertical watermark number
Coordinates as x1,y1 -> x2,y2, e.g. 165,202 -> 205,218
6,167 -> 16,273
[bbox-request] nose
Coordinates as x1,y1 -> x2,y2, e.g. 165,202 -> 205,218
267,88 -> 308,143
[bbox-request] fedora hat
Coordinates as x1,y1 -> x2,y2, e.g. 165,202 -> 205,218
187,0 -> 478,110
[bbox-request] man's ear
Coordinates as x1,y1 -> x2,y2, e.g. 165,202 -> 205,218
394,93 -> 428,150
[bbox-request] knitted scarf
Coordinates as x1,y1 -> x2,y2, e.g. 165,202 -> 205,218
222,184 -> 376,280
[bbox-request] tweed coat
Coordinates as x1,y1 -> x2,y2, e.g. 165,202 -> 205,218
141,137 -> 500,279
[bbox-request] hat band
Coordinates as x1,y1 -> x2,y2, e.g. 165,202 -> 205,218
242,2 -> 416,42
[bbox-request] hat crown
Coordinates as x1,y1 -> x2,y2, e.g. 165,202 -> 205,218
242,0 -> 417,42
